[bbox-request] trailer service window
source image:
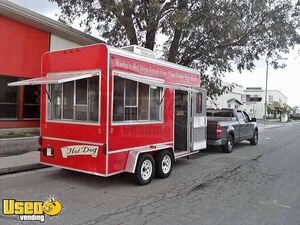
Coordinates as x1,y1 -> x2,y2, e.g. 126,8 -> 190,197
113,76 -> 163,122
48,76 -> 99,123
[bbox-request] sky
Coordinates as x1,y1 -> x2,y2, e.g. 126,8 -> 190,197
9,0 -> 300,107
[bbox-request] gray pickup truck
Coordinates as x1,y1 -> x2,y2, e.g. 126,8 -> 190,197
207,109 -> 258,153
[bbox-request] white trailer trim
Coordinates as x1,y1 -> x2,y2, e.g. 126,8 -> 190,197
125,144 -> 174,173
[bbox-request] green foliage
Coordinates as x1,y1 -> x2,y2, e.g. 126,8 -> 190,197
50,0 -> 300,98
268,101 -> 292,118
291,106 -> 299,114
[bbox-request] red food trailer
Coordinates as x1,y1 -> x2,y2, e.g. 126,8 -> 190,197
9,44 -> 207,185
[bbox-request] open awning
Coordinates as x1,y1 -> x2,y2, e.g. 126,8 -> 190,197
8,70 -> 100,87
164,84 -> 200,93
113,70 -> 200,92
113,71 -> 165,87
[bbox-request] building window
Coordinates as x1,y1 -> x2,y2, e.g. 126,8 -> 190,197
0,76 -> 18,120
228,103 -> 231,109
48,76 -> 99,123
23,86 -> 40,119
268,95 -> 273,103
113,76 -> 163,123
246,95 -> 250,101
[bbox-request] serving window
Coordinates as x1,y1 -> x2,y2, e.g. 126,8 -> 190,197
113,76 -> 163,123
47,76 -> 99,123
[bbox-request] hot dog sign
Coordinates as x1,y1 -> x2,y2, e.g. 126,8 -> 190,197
61,145 -> 99,158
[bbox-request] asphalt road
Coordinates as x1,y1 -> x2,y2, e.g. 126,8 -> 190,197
1,123 -> 300,225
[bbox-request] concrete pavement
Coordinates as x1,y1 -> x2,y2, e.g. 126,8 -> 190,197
1,122 -> 300,224
0,121 -> 295,176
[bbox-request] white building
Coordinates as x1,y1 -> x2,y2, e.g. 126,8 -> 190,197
207,84 -> 244,110
243,87 -> 265,119
208,85 -> 288,119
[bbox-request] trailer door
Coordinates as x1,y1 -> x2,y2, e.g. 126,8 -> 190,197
190,89 -> 207,151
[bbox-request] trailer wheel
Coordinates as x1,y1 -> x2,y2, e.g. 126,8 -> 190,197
134,154 -> 155,185
155,150 -> 173,178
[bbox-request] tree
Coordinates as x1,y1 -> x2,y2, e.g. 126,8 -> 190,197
282,103 -> 292,115
291,106 -> 299,114
50,0 -> 300,98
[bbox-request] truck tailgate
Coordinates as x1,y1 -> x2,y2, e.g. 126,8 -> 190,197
207,120 -> 219,140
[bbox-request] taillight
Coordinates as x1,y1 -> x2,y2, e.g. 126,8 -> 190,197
44,148 -> 54,157
216,124 -> 222,136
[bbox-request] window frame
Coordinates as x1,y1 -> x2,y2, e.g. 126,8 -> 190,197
23,85 -> 40,120
236,111 -> 246,122
111,71 -> 164,126
195,92 -> 203,113
0,76 -> 19,121
242,111 -> 251,123
46,72 -> 101,126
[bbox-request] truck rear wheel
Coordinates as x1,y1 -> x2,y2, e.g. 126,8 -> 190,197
134,154 -> 155,185
250,130 -> 258,145
222,134 -> 234,153
155,150 -> 173,178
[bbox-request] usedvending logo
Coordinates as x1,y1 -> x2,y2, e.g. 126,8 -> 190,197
2,197 -> 63,223
61,145 -> 99,158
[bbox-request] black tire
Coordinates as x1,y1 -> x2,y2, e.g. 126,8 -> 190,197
250,130 -> 258,145
222,134 -> 234,153
155,150 -> 174,179
134,154 -> 155,185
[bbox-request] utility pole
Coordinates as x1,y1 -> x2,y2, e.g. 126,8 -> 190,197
264,57 -> 287,125
264,60 -> 269,125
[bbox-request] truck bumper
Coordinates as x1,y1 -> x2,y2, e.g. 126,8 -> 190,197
207,139 -> 225,146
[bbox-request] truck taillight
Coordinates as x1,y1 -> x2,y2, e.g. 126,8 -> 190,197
216,124 -> 222,136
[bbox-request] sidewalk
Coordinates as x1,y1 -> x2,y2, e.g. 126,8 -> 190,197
257,120 -> 300,132
0,128 -> 40,156
0,128 -> 46,175
257,123 -> 284,132
0,151 -> 48,175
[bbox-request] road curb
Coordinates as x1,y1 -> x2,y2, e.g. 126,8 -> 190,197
0,163 -> 50,176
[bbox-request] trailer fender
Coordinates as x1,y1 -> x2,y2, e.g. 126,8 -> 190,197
125,144 -> 174,173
